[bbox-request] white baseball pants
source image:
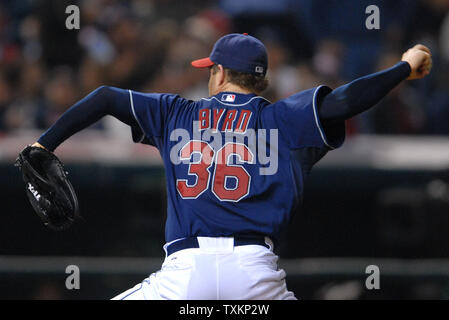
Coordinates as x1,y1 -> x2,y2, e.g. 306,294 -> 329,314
112,237 -> 296,300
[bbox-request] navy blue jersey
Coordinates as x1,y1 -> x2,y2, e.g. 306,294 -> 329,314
128,86 -> 345,244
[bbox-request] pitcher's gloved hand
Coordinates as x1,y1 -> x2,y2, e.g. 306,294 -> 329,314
15,145 -> 79,231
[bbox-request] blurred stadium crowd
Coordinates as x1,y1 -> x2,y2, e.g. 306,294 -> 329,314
0,0 -> 448,138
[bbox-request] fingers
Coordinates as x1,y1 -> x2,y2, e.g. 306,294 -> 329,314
423,52 -> 432,69
425,55 -> 432,68
403,44 -> 433,80
417,56 -> 432,77
32,142 -> 48,150
422,52 -> 432,70
416,47 -> 432,75
423,58 -> 432,74
413,44 -> 431,55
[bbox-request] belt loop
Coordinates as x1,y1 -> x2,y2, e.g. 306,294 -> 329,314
264,236 -> 274,251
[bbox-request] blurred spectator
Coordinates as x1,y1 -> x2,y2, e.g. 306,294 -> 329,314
264,38 -> 300,100
143,9 -> 231,100
37,66 -> 78,129
220,0 -> 313,59
426,63 -> 449,134
405,0 -> 449,46
2,62 -> 45,131
0,74 -> 13,132
312,39 -> 344,85
441,9 -> 449,61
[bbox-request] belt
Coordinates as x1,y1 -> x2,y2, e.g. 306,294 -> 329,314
166,236 -> 270,257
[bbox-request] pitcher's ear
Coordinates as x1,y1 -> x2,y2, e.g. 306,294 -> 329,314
217,64 -> 227,85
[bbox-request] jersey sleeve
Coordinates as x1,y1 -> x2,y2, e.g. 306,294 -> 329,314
127,90 -> 182,146
266,85 -> 345,150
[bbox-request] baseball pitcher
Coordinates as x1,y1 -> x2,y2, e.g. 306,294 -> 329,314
17,33 -> 432,299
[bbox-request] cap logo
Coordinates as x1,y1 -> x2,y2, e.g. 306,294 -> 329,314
255,66 -> 264,73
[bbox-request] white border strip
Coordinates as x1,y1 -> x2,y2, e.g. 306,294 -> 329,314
128,89 -> 146,143
312,85 -> 334,149
201,95 -> 271,107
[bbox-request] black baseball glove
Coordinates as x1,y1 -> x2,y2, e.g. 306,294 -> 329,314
14,145 -> 79,231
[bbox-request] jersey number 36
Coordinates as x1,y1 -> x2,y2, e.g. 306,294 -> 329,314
176,140 -> 254,202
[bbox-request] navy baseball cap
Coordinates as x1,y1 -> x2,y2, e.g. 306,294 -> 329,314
191,33 -> 268,76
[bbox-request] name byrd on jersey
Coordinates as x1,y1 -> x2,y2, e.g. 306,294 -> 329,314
198,108 -> 251,133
